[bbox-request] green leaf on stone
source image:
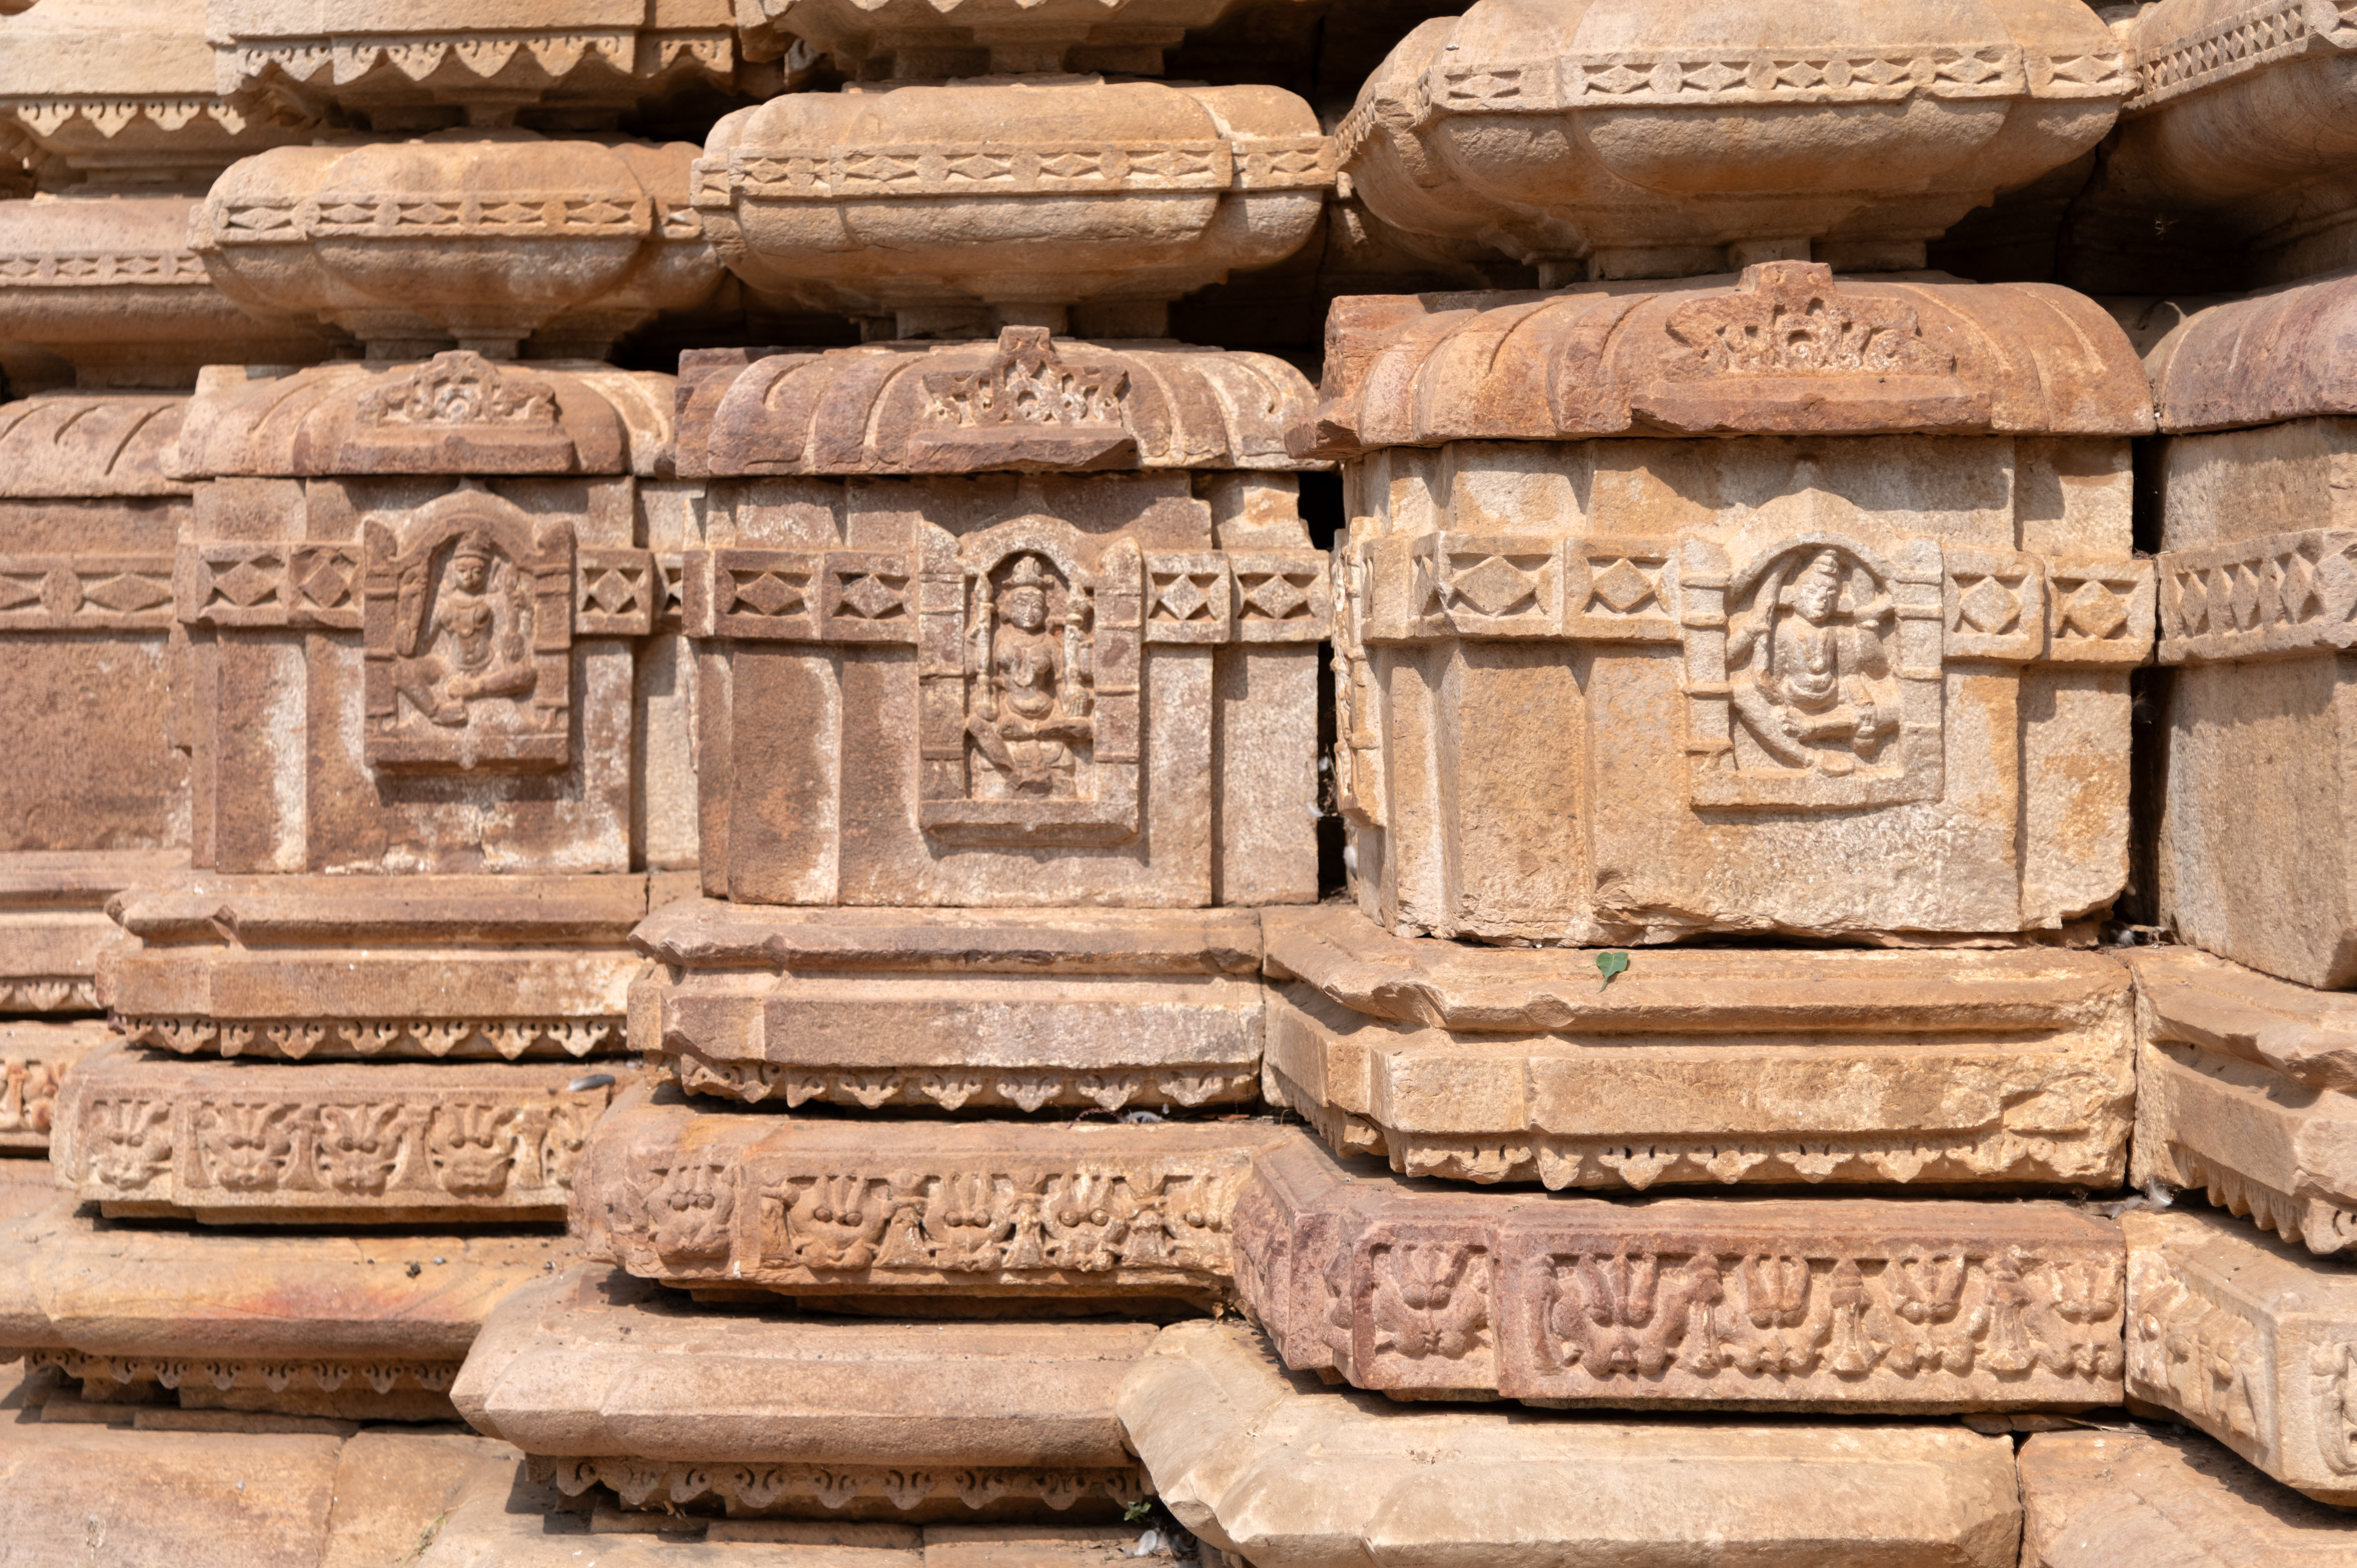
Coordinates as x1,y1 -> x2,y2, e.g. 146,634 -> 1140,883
1596,950 -> 1629,991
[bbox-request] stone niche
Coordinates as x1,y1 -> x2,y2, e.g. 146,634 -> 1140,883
1306,261 -> 2156,943
1261,905 -> 2135,1191
0,396 -> 194,1013
675,328 -> 1331,909
2150,272 -> 2357,989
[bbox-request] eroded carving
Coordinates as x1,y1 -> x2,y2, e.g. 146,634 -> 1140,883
531,1455 -> 1148,1518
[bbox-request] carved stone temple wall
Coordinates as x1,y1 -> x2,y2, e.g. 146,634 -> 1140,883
3,0 -> 2357,1563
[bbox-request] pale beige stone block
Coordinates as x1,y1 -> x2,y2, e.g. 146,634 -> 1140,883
1120,1318 -> 2025,1568
2125,1207 -> 2357,1507
2128,948 -> 2357,1255
321,1430 -> 521,1568
455,1266 -> 1154,1521
52,1042 -> 617,1223
2020,1428 -> 2357,1564
638,901 -> 1266,1112
1262,905 -> 2134,1189
578,1083 -> 1304,1302
0,1018 -> 107,1152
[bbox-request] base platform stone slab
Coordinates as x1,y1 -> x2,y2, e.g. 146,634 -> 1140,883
1118,1318 -> 2025,1568
2127,947 -> 2357,1255
2020,1428 -> 2357,1565
454,1266 -> 1155,1522
1261,905 -> 2134,1189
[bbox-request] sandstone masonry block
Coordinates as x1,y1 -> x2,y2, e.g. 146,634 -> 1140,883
2020,1428 -> 2357,1564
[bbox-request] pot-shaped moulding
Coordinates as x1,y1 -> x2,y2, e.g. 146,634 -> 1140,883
736,0 -> 1312,79
0,0 -> 318,189
206,0 -> 739,129
0,193 -> 337,391
695,78 -> 1330,340
1339,0 -> 2131,281
674,326 -> 1321,476
192,131 -> 722,361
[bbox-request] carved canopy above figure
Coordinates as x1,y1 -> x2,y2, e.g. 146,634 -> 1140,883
1297,263 -> 2158,456
675,327 -> 1326,476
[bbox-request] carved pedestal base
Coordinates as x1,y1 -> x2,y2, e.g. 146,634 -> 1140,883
2020,1429 -> 2357,1564
2124,1208 -> 2357,1506
102,873 -> 684,1061
53,1043 -> 618,1223
2127,949 -> 2357,1255
1120,1320 -> 2027,1568
1262,906 -> 2136,1191
456,1267 -> 1155,1522
0,1196 -> 573,1420
1236,1136 -> 2126,1412
638,901 -> 1268,1113
579,1084 -> 1304,1303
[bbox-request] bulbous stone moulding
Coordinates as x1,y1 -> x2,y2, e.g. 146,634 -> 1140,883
192,131 -> 721,360
695,78 -> 1331,337
1339,0 -> 2131,280
737,0 -> 1313,78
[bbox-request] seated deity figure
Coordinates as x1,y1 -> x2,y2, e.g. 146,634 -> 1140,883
1728,547 -> 1898,774
392,532 -> 539,727
969,553 -> 1095,797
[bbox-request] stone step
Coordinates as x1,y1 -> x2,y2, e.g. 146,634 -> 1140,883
2020,1427 -> 2357,1564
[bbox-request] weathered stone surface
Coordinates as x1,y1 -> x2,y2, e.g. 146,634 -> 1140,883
578,1084 -> 1303,1301
53,1042 -> 617,1222
1121,1318 -> 2026,1567
104,874 -> 664,1060
207,0 -> 740,121
193,134 -> 721,361
1233,1136 -> 2125,1411
673,330 -> 1323,478
2150,272 -> 2357,435
0,1018 -> 105,1151
697,80 -> 1328,339
739,0 -> 1310,79
2020,1428 -> 2357,1564
321,1429 -> 522,1568
2128,948 -> 2357,1256
1311,271 -> 2150,943
2149,391 -> 2357,988
0,1194 -> 573,1417
683,441 -> 1324,908
636,901 -> 1266,1113
2123,1206 -> 2357,1506
1261,905 -> 2134,1189
456,1266 -> 1155,1520
2067,0 -> 2357,292
1338,0 -> 2129,281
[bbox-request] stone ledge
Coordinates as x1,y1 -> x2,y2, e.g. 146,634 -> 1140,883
2020,1427 -> 2357,1562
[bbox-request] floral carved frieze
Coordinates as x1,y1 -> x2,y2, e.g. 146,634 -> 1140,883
120,1015 -> 625,1063
1237,1140 -> 2126,1411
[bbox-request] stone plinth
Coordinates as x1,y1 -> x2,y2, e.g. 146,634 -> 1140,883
2020,1428 -> 2357,1564
2067,0 -> 2357,292
637,901 -> 1266,1113
2128,948 -> 2357,1255
1233,1136 -> 2125,1411
696,80 -> 1328,339
2125,1207 -> 2357,1507
193,134 -> 720,361
739,0 -> 1311,79
455,1266 -> 1155,1521
1261,905 -> 2134,1189
0,1019 -> 105,1152
1338,0 -> 2128,281
104,874 -> 674,1061
0,851 -> 181,1016
206,0 -> 738,125
1304,263 -> 2154,944
673,330 -> 1327,909
52,1043 -> 617,1222
2150,276 -> 2357,989
1120,1319 -> 2026,1568
0,1196 -> 573,1418
578,1085 -> 1304,1302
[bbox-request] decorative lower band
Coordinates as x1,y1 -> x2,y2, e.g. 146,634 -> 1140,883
673,1052 -> 1257,1114
530,1455 -> 1149,1516
24,1349 -> 458,1395
120,1015 -> 624,1062
1,979 -> 97,1013
2168,1146 -> 2357,1257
